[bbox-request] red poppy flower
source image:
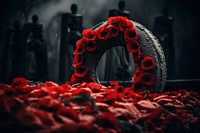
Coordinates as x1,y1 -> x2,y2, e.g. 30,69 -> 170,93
70,74 -> 81,83
141,56 -> 155,70
81,76 -> 95,83
85,41 -> 97,52
132,51 -> 142,63
109,81 -> 123,92
108,25 -> 119,37
126,41 -> 140,53
119,19 -> 133,32
11,78 -> 32,94
124,28 -> 138,42
74,42 -> 85,55
73,55 -> 83,67
122,88 -> 134,99
135,67 -> 142,77
11,77 -> 28,88
97,26 -> 110,40
76,39 -> 84,47
75,65 -> 88,77
103,89 -> 117,104
132,74 -> 140,83
107,16 -> 126,25
82,29 -> 96,41
107,16 -> 120,25
110,81 -> 119,88
141,72 -> 155,86
132,68 -> 143,83
132,81 -> 145,92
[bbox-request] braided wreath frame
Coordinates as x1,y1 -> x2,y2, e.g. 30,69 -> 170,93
69,16 -> 166,93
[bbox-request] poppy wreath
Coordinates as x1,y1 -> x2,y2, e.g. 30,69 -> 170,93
70,16 -> 166,93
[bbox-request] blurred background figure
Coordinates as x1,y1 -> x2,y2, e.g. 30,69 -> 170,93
109,0 -> 130,18
1,21 -> 23,83
153,8 -> 174,79
59,4 -> 83,83
24,14 -> 48,82
68,4 -> 83,49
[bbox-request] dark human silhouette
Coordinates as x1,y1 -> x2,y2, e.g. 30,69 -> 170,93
107,0 -> 132,81
1,23 -> 13,83
1,21 -> 23,83
153,9 -> 175,79
23,15 -> 48,82
68,4 -> 83,49
59,4 -> 83,83
109,0 -> 130,18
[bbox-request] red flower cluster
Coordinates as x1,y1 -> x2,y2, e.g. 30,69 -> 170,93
132,69 -> 155,92
75,65 -> 88,78
132,56 -> 156,91
124,28 -> 138,42
108,25 -> 118,37
72,55 -> 83,67
119,18 -> 134,32
107,16 -> 126,25
97,26 -> 110,40
0,78 -> 199,132
72,16 -> 157,93
12,77 -> 28,88
82,29 -> 96,41
141,56 -> 155,70
74,41 -> 85,55
126,41 -> 140,53
107,17 -> 155,92
85,41 -> 97,52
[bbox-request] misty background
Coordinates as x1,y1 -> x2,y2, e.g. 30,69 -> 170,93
0,0 -> 200,82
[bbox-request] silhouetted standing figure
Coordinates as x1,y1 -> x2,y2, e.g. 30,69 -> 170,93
107,0 -> 132,81
59,4 -> 83,83
153,9 -> 175,79
109,0 -> 130,18
1,21 -> 23,83
68,4 -> 83,50
24,15 -> 47,81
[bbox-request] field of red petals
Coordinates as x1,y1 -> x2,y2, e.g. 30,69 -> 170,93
0,78 -> 200,133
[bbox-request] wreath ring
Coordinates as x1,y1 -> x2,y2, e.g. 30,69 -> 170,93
70,16 -> 167,93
